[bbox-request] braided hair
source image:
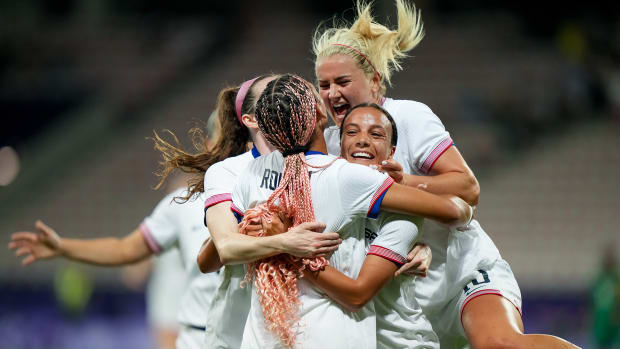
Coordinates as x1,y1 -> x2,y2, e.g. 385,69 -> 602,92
238,74 -> 329,348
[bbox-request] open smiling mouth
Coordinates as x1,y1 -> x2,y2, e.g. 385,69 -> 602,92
351,152 -> 374,160
333,103 -> 350,115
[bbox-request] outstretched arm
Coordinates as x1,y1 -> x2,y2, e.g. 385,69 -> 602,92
201,202 -> 342,267
9,220 -> 153,266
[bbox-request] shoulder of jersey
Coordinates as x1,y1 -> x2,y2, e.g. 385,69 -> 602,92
384,98 -> 434,116
205,151 -> 252,174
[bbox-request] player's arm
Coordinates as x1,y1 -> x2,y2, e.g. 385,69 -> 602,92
197,237 -> 222,273
202,202 -> 340,266
303,255 -> 396,312
381,182 -> 472,228
9,220 -> 153,266
382,147 -> 479,206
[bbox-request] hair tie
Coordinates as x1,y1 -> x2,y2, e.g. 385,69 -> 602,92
332,43 -> 381,78
281,145 -> 311,157
235,77 -> 260,124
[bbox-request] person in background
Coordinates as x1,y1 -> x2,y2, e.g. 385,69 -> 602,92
591,244 -> 620,349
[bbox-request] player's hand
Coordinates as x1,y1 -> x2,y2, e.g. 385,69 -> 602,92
377,159 -> 404,184
242,217 -> 264,237
261,212 -> 292,236
280,222 -> 341,258
8,220 -> 63,266
395,243 -> 432,277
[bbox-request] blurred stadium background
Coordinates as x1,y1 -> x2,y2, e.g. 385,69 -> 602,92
1,0 -> 619,348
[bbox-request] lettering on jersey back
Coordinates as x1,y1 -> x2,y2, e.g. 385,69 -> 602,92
260,169 -> 282,190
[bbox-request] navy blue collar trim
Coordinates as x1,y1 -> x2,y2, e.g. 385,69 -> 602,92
305,150 -> 326,156
251,146 -> 260,158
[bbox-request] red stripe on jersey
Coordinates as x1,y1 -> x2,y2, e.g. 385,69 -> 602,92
205,193 -> 232,209
421,137 -> 453,174
367,177 -> 394,216
459,289 -> 523,328
139,223 -> 163,254
368,245 -> 406,265
230,203 -> 244,217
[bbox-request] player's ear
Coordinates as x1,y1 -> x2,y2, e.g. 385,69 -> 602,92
389,145 -> 396,159
315,101 -> 328,125
241,113 -> 258,130
370,72 -> 381,100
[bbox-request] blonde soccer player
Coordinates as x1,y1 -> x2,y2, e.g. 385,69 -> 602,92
312,1 -> 579,348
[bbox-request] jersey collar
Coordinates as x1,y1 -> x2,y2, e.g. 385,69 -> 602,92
305,150 -> 326,156
251,145 -> 260,158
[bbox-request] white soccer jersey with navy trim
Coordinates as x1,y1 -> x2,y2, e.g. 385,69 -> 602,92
138,188 -> 220,348
201,147 -> 261,349
232,151 -> 393,349
324,98 -> 452,176
364,213 -> 439,348
325,97 -> 505,343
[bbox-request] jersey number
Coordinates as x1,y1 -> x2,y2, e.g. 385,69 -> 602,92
463,269 -> 490,293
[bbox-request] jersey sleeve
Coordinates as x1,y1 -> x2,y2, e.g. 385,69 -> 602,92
401,101 -> 453,174
367,212 -> 421,266
337,162 -> 394,219
230,171 -> 251,223
139,192 -> 181,254
203,161 -> 237,210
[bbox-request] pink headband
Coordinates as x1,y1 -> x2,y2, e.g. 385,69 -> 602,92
332,43 -> 381,78
235,77 -> 260,123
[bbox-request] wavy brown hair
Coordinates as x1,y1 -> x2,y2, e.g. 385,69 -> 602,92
152,75 -> 274,201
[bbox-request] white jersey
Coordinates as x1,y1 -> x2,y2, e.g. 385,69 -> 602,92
146,248 -> 185,331
202,147 -> 261,349
232,151 -> 394,349
139,188 -> 220,349
365,213 -> 439,349
325,98 -> 504,341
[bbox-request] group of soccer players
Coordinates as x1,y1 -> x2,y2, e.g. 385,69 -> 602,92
10,1 -> 580,348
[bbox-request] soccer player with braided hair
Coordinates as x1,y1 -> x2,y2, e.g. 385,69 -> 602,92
151,74 -> 343,348
313,1 -> 580,348
229,73 -> 473,348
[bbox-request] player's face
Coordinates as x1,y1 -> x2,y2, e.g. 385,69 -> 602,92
340,107 -> 395,166
316,54 -> 381,127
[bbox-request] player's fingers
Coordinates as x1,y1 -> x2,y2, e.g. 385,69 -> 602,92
10,232 -> 38,242
297,221 -> 326,234
317,232 -> 341,242
35,220 -> 54,235
316,244 -> 339,254
15,247 -> 32,257
22,255 -> 36,266
405,270 -> 427,277
317,239 -> 342,249
380,159 -> 402,170
407,245 -> 423,261
396,259 -> 421,276
8,240 -> 30,250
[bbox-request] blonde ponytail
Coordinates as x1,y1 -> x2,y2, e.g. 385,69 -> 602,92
313,0 -> 424,94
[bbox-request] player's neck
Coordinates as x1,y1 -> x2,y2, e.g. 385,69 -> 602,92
250,130 -> 276,155
308,131 -> 328,155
